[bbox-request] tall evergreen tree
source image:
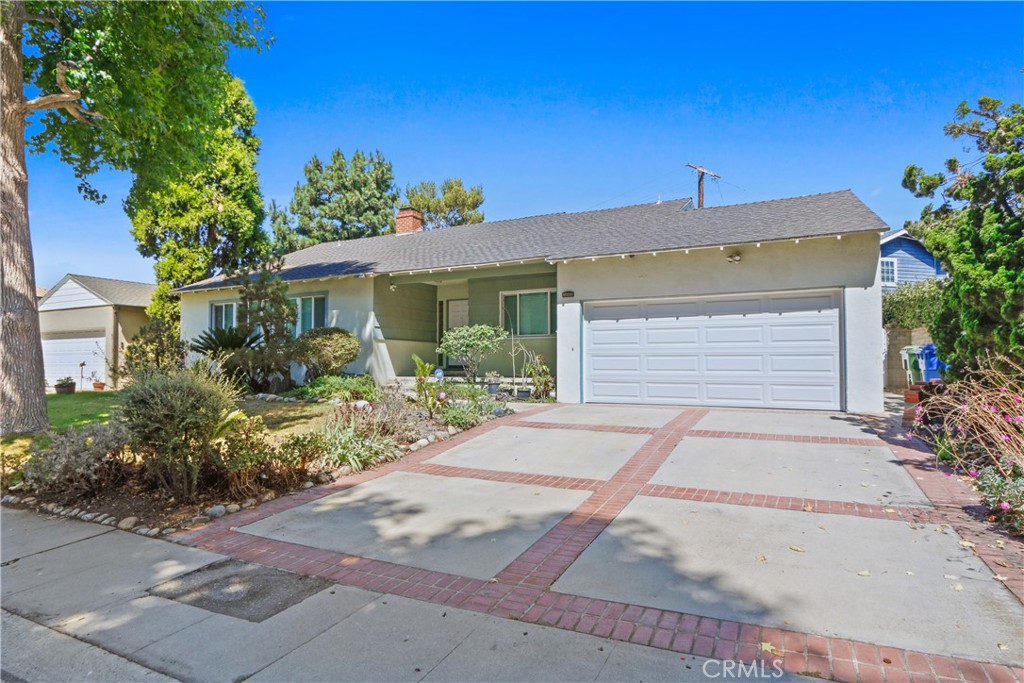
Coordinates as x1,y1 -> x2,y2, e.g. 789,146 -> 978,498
405,178 -> 485,229
289,149 -> 399,243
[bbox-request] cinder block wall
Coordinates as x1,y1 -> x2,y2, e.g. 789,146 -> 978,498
884,327 -> 933,391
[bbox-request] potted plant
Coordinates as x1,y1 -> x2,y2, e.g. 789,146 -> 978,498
484,371 -> 502,395
508,341 -> 531,399
90,372 -> 106,391
54,376 -> 76,394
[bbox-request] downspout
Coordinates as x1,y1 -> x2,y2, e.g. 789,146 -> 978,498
111,306 -> 120,387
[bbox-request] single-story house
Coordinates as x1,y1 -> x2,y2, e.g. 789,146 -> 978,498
880,228 -> 945,292
38,274 -> 156,389
177,190 -> 886,413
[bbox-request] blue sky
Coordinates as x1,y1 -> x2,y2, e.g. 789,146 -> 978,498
28,1 -> 1022,288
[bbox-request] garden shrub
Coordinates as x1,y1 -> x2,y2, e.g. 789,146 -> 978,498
220,416 -> 276,499
913,355 -> 1024,533
881,279 -> 943,330
441,381 -> 488,402
436,325 -> 507,383
976,463 -> 1024,535
123,319 -> 187,377
440,403 -> 479,430
23,422 -> 131,495
525,353 -> 555,399
321,406 -> 395,473
286,374 -> 379,401
119,368 -> 242,501
412,354 -> 448,418
276,432 -> 330,485
190,327 -> 262,382
295,327 -> 361,379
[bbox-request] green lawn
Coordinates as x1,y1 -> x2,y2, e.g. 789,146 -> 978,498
1,391 -> 121,484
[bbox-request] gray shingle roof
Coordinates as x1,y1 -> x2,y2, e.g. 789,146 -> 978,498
70,274 -> 156,308
176,190 -> 887,293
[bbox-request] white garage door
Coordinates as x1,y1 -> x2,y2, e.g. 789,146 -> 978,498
42,333 -> 106,388
584,291 -> 842,410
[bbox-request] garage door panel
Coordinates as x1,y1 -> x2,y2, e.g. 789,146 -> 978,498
590,355 -> 642,372
768,294 -> 836,314
646,383 -> 700,400
704,383 -> 766,403
646,301 -> 701,319
644,355 -> 699,373
769,354 -> 837,374
645,327 -> 699,345
768,323 -> 837,344
588,303 -> 643,321
704,355 -> 764,373
705,298 -> 762,317
590,328 -> 642,346
769,384 -> 839,408
585,290 -> 841,410
590,381 -> 642,400
705,326 -> 764,345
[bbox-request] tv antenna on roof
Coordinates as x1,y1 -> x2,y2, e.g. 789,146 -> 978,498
686,163 -> 720,208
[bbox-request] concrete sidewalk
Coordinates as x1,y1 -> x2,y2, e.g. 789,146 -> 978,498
1,508 -> 804,682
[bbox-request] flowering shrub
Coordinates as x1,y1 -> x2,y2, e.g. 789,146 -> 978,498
913,356 -> 1024,532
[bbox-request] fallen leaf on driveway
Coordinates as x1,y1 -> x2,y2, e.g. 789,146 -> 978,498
998,643 -> 1008,651
860,482 -> 871,487
952,583 -> 964,591
789,545 -> 805,553
884,509 -> 897,514
857,570 -> 871,577
995,540 -> 1006,549
959,540 -> 976,549
906,571 -> 915,576
994,575 -> 1008,582
756,554 -> 768,563
994,560 -> 1011,568
759,643 -> 781,656
943,574 -> 959,580
802,502 -> 814,512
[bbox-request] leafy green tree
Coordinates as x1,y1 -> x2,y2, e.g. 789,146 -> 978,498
289,149 -> 399,243
0,1 -> 267,436
881,280 -> 943,330
437,325 -> 508,384
126,77 -> 270,327
405,178 -> 485,229
903,97 -> 1023,372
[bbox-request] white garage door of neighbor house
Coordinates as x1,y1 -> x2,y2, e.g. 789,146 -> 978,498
584,290 -> 842,410
42,334 -> 106,388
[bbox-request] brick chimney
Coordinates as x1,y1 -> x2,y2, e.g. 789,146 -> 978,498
395,207 -> 424,235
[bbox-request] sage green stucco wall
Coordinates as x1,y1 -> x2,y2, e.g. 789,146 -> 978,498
373,278 -> 437,342
466,272 -> 558,377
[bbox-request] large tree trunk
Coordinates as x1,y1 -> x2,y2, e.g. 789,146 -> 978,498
1,0 -> 49,436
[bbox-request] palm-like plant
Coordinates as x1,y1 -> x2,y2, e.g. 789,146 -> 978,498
190,327 -> 262,356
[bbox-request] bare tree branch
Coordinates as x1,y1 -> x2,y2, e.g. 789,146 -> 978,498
16,60 -> 102,124
24,13 -> 61,31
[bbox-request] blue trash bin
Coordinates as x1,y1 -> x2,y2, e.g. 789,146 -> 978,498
916,343 -> 948,381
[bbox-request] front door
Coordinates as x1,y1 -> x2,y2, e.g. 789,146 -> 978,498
444,299 -> 469,367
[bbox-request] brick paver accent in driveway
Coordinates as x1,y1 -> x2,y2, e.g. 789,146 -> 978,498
174,403 -> 1024,683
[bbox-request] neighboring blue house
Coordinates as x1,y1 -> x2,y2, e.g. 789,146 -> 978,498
879,229 -> 945,292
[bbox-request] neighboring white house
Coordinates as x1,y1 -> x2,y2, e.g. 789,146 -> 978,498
176,190 -> 886,413
38,274 -> 156,389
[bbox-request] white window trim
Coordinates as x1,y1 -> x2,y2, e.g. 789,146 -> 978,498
290,293 -> 328,338
210,301 -> 237,330
880,257 -> 898,285
499,288 -> 557,337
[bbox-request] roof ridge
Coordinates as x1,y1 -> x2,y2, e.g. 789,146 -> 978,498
691,189 -> 853,212
70,273 -> 156,287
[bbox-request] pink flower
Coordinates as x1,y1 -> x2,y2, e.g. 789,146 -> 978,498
969,470 -> 979,477
1002,434 -> 1012,442
943,472 -> 952,477
1014,396 -> 1022,404
999,502 -> 1011,511
999,387 -> 1008,393
904,432 -> 913,441
915,405 -> 923,414
959,404 -> 969,411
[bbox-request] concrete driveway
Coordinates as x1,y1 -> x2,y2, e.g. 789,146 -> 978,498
4,403 -> 1023,682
